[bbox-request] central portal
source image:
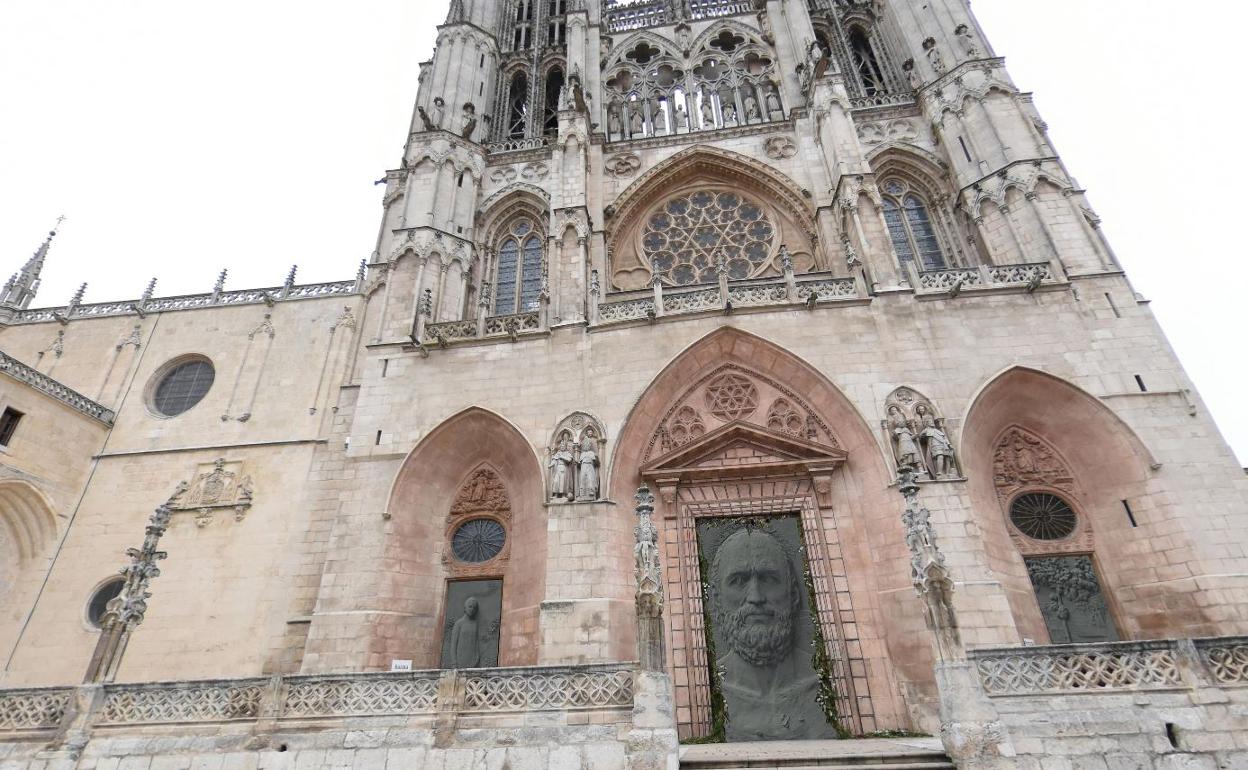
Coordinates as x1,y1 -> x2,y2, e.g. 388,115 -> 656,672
696,515 -> 838,741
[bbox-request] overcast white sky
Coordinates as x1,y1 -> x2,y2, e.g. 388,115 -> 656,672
1,1 -> 1244,464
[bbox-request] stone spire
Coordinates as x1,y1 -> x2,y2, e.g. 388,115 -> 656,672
1,221 -> 61,314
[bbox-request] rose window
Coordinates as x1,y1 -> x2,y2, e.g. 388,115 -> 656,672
1009,493 -> 1077,541
642,191 -> 775,286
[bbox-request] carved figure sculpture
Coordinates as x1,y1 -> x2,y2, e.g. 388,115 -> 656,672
417,106 -> 434,131
576,435 -> 600,501
955,24 -> 979,57
707,528 -> 835,741
765,85 -> 782,116
916,404 -> 955,479
652,101 -> 667,134
675,101 -> 688,130
431,96 -> 445,128
609,108 -> 623,138
629,107 -> 644,137
889,405 -> 922,471
722,102 -> 738,126
903,59 -> 922,91
549,438 -> 575,501
461,102 -> 477,139
700,94 -> 715,129
744,93 -> 760,122
447,596 -> 481,668
923,39 -> 945,74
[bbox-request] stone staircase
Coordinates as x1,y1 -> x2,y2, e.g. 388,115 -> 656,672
679,737 -> 955,770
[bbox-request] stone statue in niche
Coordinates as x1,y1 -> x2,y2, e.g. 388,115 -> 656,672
888,405 -> 922,470
629,106 -> 644,137
923,38 -> 945,75
744,93 -> 760,122
955,24 -> 980,57
460,102 -> 477,139
431,97 -> 445,128
698,518 -> 838,741
883,388 -> 960,480
765,84 -> 782,117
549,437 -> 575,501
549,412 -> 608,503
700,93 -> 715,129
440,579 -> 502,668
576,435 -> 600,501
652,100 -> 667,134
916,404 -> 956,480
609,107 -> 623,139
722,101 -> 738,126
674,101 -> 688,130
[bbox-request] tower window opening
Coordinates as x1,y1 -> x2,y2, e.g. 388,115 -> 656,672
848,27 -> 887,96
0,407 -> 24,447
507,73 -> 529,139
881,179 -> 947,271
494,218 -> 545,314
544,68 -> 565,134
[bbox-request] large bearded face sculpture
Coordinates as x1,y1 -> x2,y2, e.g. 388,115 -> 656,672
709,529 -> 801,667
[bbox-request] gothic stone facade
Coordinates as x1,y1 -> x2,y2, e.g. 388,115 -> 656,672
1,0 -> 1247,767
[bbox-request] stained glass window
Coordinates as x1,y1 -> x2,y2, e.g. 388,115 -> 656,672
494,219 -> 544,314
642,191 -> 776,286
1010,493 -> 1078,541
451,519 -> 506,563
152,358 -> 215,417
881,179 -> 947,271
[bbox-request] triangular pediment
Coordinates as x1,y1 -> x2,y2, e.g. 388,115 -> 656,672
641,421 -> 847,483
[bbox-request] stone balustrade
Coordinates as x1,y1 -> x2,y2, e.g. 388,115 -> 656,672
0,663 -> 636,738
0,350 -> 116,424
603,0 -> 751,33
424,310 -> 543,347
7,280 -> 359,326
911,261 -> 1059,297
594,271 -> 861,328
970,636 -> 1248,696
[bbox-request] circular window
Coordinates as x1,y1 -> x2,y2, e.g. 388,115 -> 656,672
451,519 -> 506,563
151,357 -> 215,417
642,190 -> 776,286
87,578 -> 125,629
1010,493 -> 1077,541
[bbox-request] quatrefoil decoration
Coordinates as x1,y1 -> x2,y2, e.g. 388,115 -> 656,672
709,30 -> 745,53
704,373 -> 759,421
626,42 -> 662,64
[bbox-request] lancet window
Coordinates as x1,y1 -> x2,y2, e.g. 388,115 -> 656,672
880,178 -> 947,271
604,27 -> 783,142
493,219 -> 544,314
807,7 -> 905,103
506,72 -> 529,139
543,67 -> 565,135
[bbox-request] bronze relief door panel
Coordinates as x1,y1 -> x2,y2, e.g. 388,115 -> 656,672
696,515 -> 840,742
440,579 -> 503,668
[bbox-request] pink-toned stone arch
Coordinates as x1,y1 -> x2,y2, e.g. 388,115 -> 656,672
381,406 -> 547,668
959,366 -> 1215,642
610,327 -> 927,733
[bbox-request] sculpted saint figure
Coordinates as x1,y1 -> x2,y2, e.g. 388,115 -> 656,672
609,108 -> 623,138
448,597 -> 481,668
652,101 -> 667,134
431,96 -> 445,128
765,85 -> 782,116
700,94 -> 715,129
576,436 -> 600,501
915,404 -> 955,479
708,529 -> 835,741
888,405 -> 922,471
674,101 -> 688,130
550,438 -> 575,501
744,94 -> 760,121
629,107 -> 644,137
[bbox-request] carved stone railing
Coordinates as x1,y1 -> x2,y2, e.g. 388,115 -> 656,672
98,680 -> 267,726
0,664 -> 637,741
850,92 -> 917,110
687,0 -> 753,21
282,673 -> 439,717
424,310 -> 543,347
595,271 -> 860,328
1194,637 -> 1248,685
461,665 -> 634,712
0,350 -> 116,425
604,0 -> 672,32
485,137 -> 550,154
912,261 -> 1060,297
971,640 -> 1187,696
9,281 -> 359,326
0,688 -> 73,733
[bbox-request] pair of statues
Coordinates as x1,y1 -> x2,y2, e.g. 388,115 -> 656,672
888,402 -> 957,480
550,435 -> 600,502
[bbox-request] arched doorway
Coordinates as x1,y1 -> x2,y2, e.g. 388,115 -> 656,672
611,329 -> 916,740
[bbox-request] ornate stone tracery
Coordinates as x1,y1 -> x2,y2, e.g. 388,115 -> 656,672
444,466 -> 512,576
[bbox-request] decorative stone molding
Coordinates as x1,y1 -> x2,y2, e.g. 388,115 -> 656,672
604,153 -> 641,178
98,680 -> 265,725
0,688 -> 72,732
991,426 -> 1093,556
167,459 -> 254,528
0,350 -> 115,424
283,674 -> 438,716
763,135 -> 796,159
971,640 -> 1187,695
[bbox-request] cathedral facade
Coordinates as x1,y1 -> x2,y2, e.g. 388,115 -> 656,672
0,1 -> 1246,768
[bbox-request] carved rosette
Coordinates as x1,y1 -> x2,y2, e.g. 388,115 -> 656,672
444,466 -> 512,577
645,364 -> 838,463
992,426 -> 1092,556
166,458 -> 254,528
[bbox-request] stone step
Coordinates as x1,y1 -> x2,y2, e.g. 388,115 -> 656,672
679,737 -> 953,770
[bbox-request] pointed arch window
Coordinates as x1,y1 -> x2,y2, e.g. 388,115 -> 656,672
881,179 -> 947,271
848,26 -> 887,96
494,219 -> 544,314
543,68 -> 565,135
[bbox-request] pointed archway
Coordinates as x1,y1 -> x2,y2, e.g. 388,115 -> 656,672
611,327 -> 921,739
